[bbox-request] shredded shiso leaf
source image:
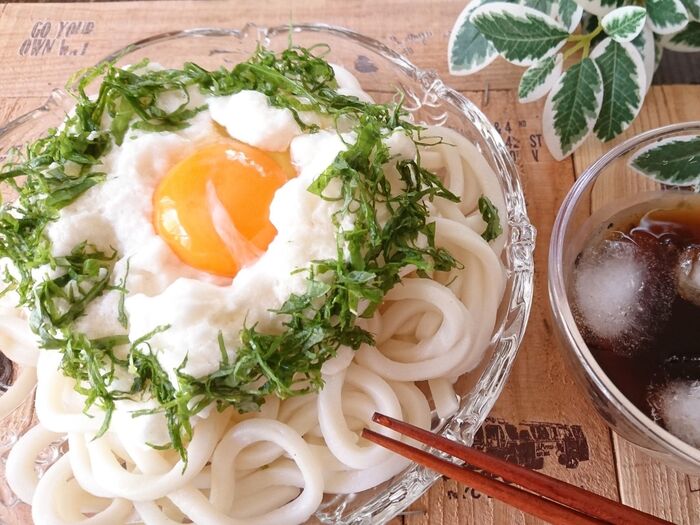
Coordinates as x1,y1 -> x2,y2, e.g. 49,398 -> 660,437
0,45 -> 500,463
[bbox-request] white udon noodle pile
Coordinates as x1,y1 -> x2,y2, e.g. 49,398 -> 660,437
0,123 -> 507,524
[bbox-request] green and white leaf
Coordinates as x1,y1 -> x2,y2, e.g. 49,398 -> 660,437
543,58 -> 604,159
662,20 -> 700,50
573,0 -> 620,17
646,0 -> 689,34
629,135 -> 700,186
601,6 -> 647,42
449,0 -> 499,75
518,54 -> 563,103
557,0 -> 584,31
521,0 -> 583,30
520,0 -> 556,15
654,32 -> 665,69
631,23 -> 655,92
591,38 -> 646,142
470,2 -> 569,66
681,0 -> 700,21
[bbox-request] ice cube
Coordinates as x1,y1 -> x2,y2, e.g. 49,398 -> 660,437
650,379 -> 700,448
571,234 -> 675,357
677,245 -> 700,306
573,238 -> 643,340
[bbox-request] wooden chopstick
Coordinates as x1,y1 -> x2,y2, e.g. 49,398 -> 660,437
363,426 -> 607,525
363,412 -> 674,525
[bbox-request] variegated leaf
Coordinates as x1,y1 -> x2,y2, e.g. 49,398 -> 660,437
630,135 -> 700,186
521,0 -> 556,14
681,0 -> 700,20
470,2 -> 569,66
646,0 -> 689,34
521,0 -> 583,30
543,58 -> 604,159
662,20 -> 700,50
591,38 -> 646,141
556,0 -> 585,31
574,0 -> 620,17
655,32 -> 665,69
602,6 -> 647,42
518,54 -> 563,103
631,22 -> 655,92
448,0 -> 500,75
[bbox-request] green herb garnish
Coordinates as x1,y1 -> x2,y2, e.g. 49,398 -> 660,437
0,45 -> 494,464
478,195 -> 503,242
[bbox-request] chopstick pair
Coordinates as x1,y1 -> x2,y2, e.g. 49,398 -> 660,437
362,413 -> 673,525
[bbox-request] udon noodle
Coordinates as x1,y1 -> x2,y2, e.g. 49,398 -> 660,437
1,120 -> 506,523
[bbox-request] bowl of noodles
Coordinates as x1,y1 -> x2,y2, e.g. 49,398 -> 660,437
0,25 -> 534,525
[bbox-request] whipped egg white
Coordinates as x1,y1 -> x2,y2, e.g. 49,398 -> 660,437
45,65 -> 382,394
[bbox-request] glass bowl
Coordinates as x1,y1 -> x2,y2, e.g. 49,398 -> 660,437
549,122 -> 700,476
0,24 -> 535,524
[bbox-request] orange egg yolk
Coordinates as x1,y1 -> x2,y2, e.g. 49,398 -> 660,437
153,141 -> 294,277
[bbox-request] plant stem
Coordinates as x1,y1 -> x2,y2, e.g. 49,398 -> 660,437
582,24 -> 603,58
563,40 -> 586,60
582,39 -> 592,58
564,24 -> 603,60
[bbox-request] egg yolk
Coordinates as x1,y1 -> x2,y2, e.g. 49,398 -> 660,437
153,141 -> 293,277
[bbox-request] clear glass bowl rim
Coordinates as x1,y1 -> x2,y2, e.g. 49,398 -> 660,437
0,23 -> 536,523
548,121 -> 700,469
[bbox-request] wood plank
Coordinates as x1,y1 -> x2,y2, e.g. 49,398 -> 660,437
0,0 -> 525,99
573,84 -> 700,525
0,96 -> 44,127
0,1 -> 698,524
614,435 -> 700,525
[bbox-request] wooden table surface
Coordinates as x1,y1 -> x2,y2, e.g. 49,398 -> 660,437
0,1 -> 698,524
